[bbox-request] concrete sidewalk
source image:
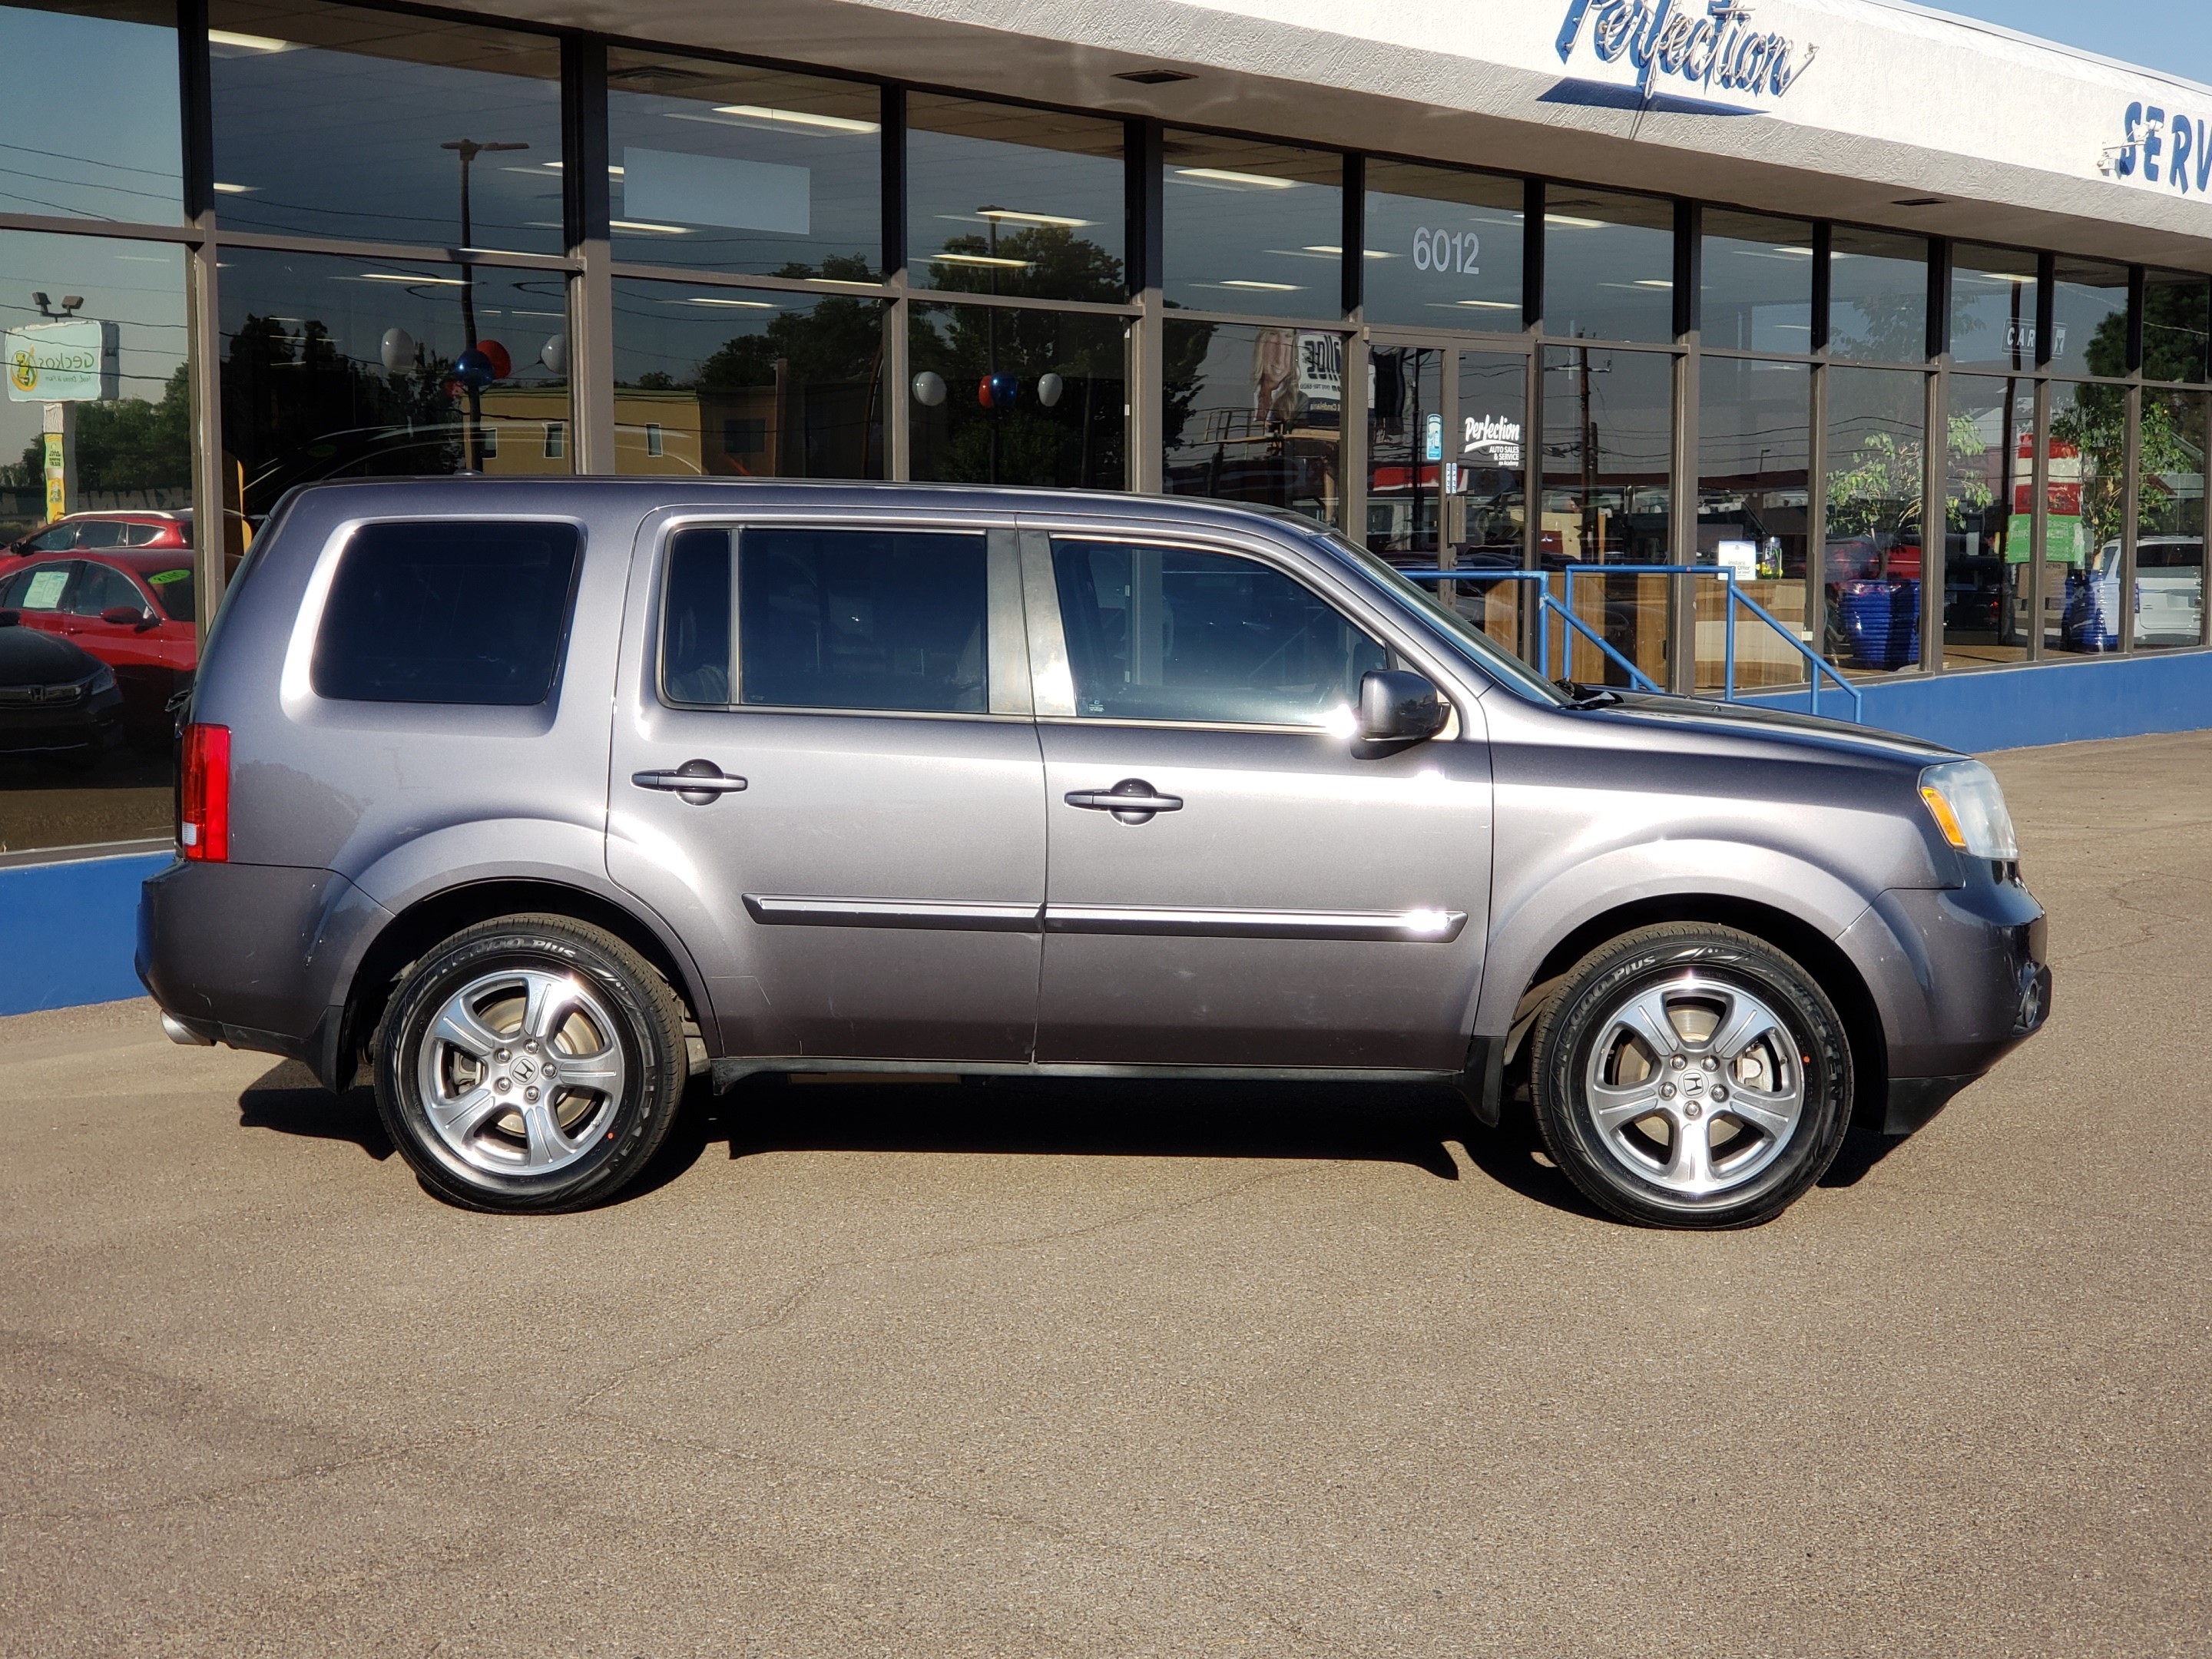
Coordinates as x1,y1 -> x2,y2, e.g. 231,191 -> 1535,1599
3,732 -> 2209,1656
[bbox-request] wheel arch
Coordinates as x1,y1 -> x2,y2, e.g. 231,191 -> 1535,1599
336,878 -> 712,1088
1500,894 -> 1888,1131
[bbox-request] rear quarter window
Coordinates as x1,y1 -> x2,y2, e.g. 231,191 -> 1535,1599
311,520 -> 582,706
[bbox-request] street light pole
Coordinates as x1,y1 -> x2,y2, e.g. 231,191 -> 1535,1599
442,137 -> 528,470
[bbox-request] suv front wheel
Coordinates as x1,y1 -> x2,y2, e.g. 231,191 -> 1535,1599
1527,924 -> 1853,1228
373,915 -> 688,1212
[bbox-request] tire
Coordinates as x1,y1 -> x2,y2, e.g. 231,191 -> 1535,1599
373,915 -> 687,1213
1527,924 -> 1853,1229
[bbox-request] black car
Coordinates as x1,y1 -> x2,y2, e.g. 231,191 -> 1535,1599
0,618 -> 124,756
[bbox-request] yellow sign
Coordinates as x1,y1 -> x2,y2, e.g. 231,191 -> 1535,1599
42,432 -> 65,522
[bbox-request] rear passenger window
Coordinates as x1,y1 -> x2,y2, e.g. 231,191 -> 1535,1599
312,521 -> 582,706
659,525 -> 989,714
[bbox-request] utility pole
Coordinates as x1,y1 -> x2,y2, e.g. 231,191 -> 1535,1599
442,138 -> 528,469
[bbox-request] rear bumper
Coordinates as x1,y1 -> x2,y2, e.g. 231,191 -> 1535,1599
136,859 -> 391,1088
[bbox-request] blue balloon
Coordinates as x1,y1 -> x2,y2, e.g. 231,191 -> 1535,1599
987,372 -> 1018,409
453,347 -> 497,390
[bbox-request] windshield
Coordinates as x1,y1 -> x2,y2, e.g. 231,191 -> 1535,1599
1306,526 -> 1569,706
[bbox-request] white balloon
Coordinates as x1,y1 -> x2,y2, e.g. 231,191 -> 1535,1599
379,326 -> 416,376
1037,373 -> 1065,409
911,370 -> 946,408
540,332 -> 569,376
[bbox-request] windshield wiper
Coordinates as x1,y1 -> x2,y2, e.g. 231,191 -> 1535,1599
1557,680 -> 1624,710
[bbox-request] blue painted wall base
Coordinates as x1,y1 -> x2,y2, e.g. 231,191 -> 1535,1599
3,650 -> 2208,1016
1740,647 -> 2212,752
0,852 -> 168,1016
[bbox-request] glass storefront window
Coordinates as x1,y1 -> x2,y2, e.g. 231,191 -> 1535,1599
1362,162 -> 1522,330
2048,257 -> 2131,379
1541,187 -> 1674,345
1823,366 -> 1926,674
1943,373 -> 2033,669
2045,379 -> 2130,656
1828,227 -> 1927,364
2144,272 -> 2211,384
1,230 -> 191,854
1697,356 -> 1810,688
1541,344 -> 1673,686
1366,344 -> 1443,560
1161,320 -> 1342,523
1161,133 -> 1343,319
2136,386 -> 2208,650
217,247 -> 571,518
604,52 -> 881,280
909,302 -> 1124,489
611,279 -> 882,479
908,96 -> 1123,304
1700,210 -> 1813,354
1950,244 -> 2040,371
209,1 -> 564,255
2,2 -> 181,224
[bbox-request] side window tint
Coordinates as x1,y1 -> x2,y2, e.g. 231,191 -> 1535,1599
1051,539 -> 1388,725
146,568 -> 194,621
738,528 -> 988,714
66,564 -> 141,616
312,521 -> 582,706
661,526 -> 733,705
73,520 -> 126,548
27,525 -> 76,551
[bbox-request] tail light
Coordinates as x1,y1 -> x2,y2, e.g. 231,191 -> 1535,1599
180,722 -> 230,862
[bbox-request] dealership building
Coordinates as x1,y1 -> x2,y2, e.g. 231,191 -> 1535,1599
2,0 -> 2210,1009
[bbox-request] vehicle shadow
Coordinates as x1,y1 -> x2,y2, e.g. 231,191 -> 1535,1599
238,1060 -> 393,1161
625,1073 -> 1611,1220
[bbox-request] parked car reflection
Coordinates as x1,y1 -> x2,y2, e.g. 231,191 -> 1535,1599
0,550 -> 197,739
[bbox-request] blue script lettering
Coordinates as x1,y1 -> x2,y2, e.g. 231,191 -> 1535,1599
1556,0 -> 1815,101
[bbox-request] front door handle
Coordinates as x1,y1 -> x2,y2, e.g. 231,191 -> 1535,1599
1065,778 -> 1183,825
632,760 -> 748,806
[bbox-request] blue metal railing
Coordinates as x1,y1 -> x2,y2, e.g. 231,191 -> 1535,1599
1392,561 -> 1863,721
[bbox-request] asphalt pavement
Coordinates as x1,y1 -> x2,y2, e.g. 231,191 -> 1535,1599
4,730 -> 2209,1656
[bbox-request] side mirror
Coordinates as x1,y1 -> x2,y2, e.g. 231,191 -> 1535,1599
100,604 -> 147,627
1358,669 -> 1447,743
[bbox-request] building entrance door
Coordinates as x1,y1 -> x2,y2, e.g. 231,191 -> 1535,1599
1366,336 -> 1532,657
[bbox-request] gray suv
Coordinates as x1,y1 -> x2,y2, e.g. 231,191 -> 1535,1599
137,480 -> 2049,1228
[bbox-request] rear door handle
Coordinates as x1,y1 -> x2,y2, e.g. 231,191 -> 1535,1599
1065,778 -> 1183,824
632,760 -> 748,805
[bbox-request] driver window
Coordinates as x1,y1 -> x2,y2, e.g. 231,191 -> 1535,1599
1050,538 -> 1387,725
65,563 -> 144,617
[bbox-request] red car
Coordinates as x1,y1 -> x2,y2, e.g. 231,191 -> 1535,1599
6,508 -> 193,557
0,548 -> 197,737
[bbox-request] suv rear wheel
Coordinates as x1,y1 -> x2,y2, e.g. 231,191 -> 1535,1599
1527,924 -> 1853,1228
373,915 -> 687,1212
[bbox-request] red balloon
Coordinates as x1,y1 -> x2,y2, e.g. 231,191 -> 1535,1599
475,339 -> 512,379
976,376 -> 995,409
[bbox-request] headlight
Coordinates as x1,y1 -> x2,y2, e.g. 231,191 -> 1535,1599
1919,760 -> 2018,860
87,664 -> 117,694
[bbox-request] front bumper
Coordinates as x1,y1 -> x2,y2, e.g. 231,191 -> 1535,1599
1841,869 -> 2051,1135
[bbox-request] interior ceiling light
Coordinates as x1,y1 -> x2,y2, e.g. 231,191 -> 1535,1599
1300,245 -> 1396,259
612,219 -> 690,234
977,208 -> 1090,227
713,104 -> 879,134
932,252 -> 1031,268
1115,69 -> 1195,84
1175,167 -> 1298,190
682,296 -> 775,308
1544,214 -> 1604,229
356,272 -> 468,286
1214,279 -> 1301,290
207,28 -> 289,51
1633,278 -> 1674,288
210,182 -> 255,194
1454,299 -> 1518,309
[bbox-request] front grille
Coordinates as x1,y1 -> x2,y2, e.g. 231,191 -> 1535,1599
0,682 -> 87,706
